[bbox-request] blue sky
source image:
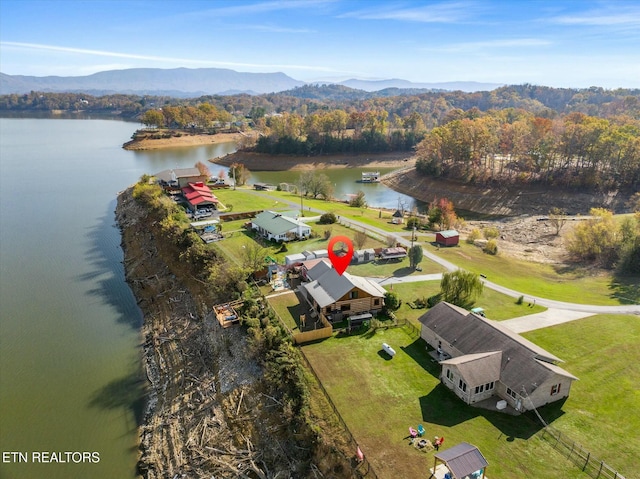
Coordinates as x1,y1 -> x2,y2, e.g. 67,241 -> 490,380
1,0 -> 639,88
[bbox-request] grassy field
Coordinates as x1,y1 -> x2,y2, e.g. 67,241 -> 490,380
301,318 -> 638,479
217,187 -> 413,232
426,241 -> 636,305
386,281 -> 546,323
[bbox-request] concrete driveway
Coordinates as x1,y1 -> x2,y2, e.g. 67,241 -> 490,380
501,309 -> 595,333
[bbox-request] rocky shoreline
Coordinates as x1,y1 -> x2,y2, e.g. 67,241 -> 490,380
115,186 -> 355,478
210,150 -> 416,171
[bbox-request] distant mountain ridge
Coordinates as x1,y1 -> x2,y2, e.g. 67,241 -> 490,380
0,67 -> 501,96
336,78 -> 502,92
0,68 -> 304,97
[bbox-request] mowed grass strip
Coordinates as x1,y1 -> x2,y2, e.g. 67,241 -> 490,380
386,281 -> 546,323
426,241 -> 630,305
302,327 -> 587,479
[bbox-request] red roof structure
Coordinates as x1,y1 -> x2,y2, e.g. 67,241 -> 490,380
182,182 -> 219,208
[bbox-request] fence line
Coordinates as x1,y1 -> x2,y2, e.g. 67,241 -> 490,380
539,426 -> 626,479
298,348 -> 379,479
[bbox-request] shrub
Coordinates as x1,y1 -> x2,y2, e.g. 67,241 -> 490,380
427,293 -> 442,308
483,239 -> 498,255
318,212 -> 337,224
323,228 -> 332,240
483,226 -> 500,239
466,228 -> 482,244
516,295 -> 524,305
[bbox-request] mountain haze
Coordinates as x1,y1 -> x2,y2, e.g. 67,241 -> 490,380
337,78 -> 502,92
0,68 -> 305,97
0,67 -> 501,97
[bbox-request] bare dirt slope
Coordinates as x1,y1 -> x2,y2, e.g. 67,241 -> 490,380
383,167 -> 631,216
116,188 -> 356,478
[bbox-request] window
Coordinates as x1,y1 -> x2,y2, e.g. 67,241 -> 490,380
446,369 -> 453,381
507,387 -> 517,399
485,381 -> 494,391
325,307 -> 331,314
340,304 -> 350,312
374,299 -> 380,306
551,384 -> 561,396
458,379 -> 467,393
474,384 -> 485,394
350,291 -> 359,299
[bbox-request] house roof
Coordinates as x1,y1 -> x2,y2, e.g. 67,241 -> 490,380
155,167 -> 202,183
392,209 -> 403,217
182,182 -> 218,206
441,351 -> 502,386
435,442 -> 488,479
301,269 -> 386,308
252,211 -> 310,236
437,230 -> 459,238
419,302 -> 577,394
304,258 -> 333,281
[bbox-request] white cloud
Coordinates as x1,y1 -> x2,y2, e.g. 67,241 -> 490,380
0,41 -> 337,73
551,5 -> 640,26
426,38 -> 552,53
339,1 -> 481,23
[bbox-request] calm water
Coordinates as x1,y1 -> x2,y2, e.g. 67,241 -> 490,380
0,118 -> 414,479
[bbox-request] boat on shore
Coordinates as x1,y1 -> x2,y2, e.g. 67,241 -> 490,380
360,171 -> 380,183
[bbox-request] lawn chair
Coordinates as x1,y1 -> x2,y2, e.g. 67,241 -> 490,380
409,427 -> 418,438
417,424 -> 425,436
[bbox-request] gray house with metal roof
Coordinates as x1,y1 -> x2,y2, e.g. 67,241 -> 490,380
418,302 -> 578,413
299,267 -> 386,322
251,211 -> 311,242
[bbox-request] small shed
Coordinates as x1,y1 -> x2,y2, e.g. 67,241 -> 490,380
285,253 -> 306,265
436,230 -> 460,247
433,442 -> 488,479
391,209 -> 404,224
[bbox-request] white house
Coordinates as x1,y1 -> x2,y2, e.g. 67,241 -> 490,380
251,211 -> 311,242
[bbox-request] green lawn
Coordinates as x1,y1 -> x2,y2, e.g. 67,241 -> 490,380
427,241 -> 637,305
522,314 -> 640,475
302,319 -> 638,479
267,292 -> 300,332
385,281 -> 546,323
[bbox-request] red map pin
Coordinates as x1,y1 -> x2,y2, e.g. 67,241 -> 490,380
327,235 -> 354,276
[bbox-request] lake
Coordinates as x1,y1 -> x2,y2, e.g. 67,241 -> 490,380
0,117 -> 416,478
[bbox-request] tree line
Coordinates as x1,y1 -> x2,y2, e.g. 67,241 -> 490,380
415,110 -> 640,190
253,109 -> 426,155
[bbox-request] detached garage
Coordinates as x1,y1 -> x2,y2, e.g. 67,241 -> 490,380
436,230 -> 459,247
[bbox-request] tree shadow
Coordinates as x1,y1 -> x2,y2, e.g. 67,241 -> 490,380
393,266 -> 415,277
89,368 -> 147,430
608,274 -> 640,304
77,201 -> 143,330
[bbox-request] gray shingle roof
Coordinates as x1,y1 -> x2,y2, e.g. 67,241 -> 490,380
435,442 -> 488,479
154,168 -> 202,183
301,269 -> 386,308
419,302 -> 577,394
441,351 -> 502,386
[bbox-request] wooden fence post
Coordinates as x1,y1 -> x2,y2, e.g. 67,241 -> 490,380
583,452 -> 590,471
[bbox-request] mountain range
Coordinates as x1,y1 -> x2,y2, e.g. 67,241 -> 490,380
0,67 -> 502,96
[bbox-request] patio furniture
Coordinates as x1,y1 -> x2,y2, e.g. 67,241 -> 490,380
417,424 -> 425,436
409,427 -> 418,438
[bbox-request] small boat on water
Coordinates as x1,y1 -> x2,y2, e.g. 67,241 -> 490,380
361,171 -> 380,183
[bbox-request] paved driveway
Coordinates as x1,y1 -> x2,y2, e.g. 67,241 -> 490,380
501,309 -> 595,333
